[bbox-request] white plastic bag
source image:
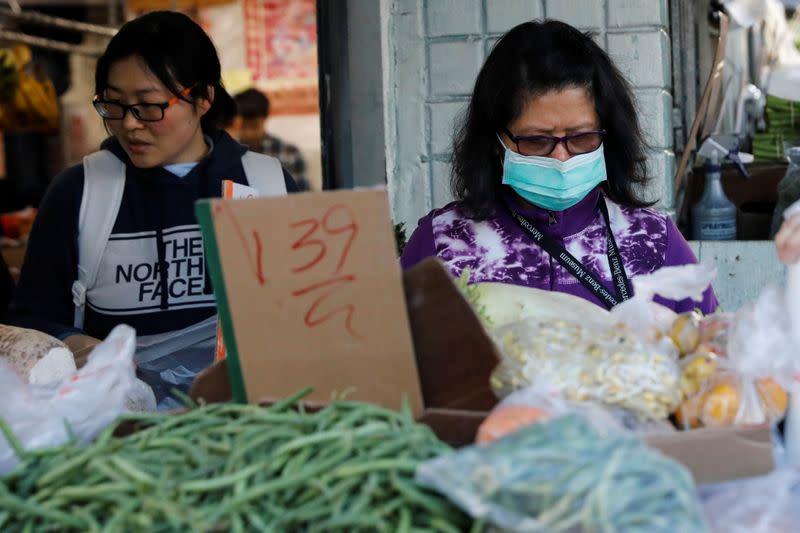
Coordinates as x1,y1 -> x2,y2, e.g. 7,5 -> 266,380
727,284 -> 796,388
700,466 -> 800,533
0,325 -> 156,474
609,261 -> 717,341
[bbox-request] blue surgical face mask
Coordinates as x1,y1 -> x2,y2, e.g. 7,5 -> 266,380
498,135 -> 608,211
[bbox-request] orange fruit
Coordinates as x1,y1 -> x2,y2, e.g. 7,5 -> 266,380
756,378 -> 788,419
476,405 -> 550,444
674,399 -> 702,429
680,355 -> 718,398
669,312 -> 701,356
700,381 -> 741,426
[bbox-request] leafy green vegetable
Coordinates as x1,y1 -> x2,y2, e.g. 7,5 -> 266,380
455,269 -> 493,328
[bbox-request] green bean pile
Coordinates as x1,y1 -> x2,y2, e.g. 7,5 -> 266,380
0,390 -> 481,532
417,414 -> 709,533
752,95 -> 800,161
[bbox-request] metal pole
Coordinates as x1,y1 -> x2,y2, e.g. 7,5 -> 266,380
0,7 -> 117,37
0,30 -> 106,56
108,0 -> 119,27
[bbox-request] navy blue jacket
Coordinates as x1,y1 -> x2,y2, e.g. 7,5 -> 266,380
8,129 -> 298,339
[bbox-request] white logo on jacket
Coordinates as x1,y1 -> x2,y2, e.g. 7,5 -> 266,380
87,224 -> 215,315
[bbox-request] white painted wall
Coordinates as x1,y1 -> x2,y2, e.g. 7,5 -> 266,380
689,241 -> 786,312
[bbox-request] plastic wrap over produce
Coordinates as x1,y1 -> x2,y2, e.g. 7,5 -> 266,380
700,466 -> 800,533
489,263 -> 719,420
0,325 -> 156,474
417,413 -> 709,533
490,319 -> 681,420
477,380 -> 674,445
676,282 -> 795,429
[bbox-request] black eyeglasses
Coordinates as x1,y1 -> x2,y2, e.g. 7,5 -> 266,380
93,86 -> 193,122
502,127 -> 606,157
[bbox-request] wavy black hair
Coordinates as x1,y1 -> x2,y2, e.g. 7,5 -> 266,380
95,11 -> 235,133
452,19 -> 652,219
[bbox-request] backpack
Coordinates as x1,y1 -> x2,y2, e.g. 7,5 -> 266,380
71,150 -> 287,329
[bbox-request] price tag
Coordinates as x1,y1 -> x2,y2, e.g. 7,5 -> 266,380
196,189 -> 422,414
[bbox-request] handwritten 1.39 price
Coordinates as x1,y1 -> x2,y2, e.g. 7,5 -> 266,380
219,203 -> 362,338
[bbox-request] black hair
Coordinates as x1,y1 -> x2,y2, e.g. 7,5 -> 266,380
452,19 -> 652,219
217,101 -> 237,129
233,88 -> 270,119
95,10 -> 235,133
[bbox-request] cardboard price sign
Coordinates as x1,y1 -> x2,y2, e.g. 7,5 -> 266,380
196,190 -> 422,414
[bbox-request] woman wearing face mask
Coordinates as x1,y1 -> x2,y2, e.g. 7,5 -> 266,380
8,12 -> 297,379
401,20 -> 717,314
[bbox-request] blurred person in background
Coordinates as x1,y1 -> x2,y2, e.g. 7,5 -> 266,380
232,88 -> 310,191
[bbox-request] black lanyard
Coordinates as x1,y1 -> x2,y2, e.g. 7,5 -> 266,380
505,198 -> 631,309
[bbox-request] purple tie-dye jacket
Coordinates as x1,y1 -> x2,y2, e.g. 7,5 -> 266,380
400,187 -> 718,314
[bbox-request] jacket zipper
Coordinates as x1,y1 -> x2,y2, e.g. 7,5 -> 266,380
548,211 -> 556,289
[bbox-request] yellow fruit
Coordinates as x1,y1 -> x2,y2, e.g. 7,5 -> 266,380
669,312 -> 701,356
675,399 -> 702,429
679,354 -> 718,398
757,378 -> 788,420
701,381 -> 741,426
10,43 -> 31,67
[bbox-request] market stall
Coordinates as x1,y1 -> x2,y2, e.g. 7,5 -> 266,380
0,187 -> 798,532
1,1 -> 800,531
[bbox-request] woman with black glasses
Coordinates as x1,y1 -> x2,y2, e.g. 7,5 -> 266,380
401,19 -> 717,314
7,11 -> 297,404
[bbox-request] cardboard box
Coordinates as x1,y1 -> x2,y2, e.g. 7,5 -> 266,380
193,191 -> 774,487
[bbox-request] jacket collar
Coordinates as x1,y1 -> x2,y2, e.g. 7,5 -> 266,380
100,129 -> 248,186
501,185 -> 604,238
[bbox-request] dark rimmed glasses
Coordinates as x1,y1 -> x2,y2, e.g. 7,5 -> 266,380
93,86 -> 194,122
502,127 -> 606,157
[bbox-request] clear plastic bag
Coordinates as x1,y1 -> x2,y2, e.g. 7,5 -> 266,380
489,264 -> 717,421
0,325 -> 156,474
134,316 -> 216,411
490,317 -> 681,420
700,466 -> 800,533
136,338 -> 215,411
477,380 -> 672,445
417,412 -> 709,533
770,142 -> 800,238
609,262 -> 717,342
675,284 -> 794,429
